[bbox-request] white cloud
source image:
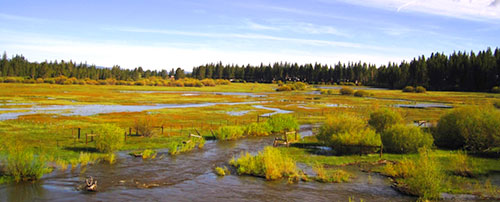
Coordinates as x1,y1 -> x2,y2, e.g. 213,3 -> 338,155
333,0 -> 500,21
0,32 -> 408,71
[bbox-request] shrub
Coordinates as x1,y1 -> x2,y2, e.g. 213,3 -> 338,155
23,79 -> 36,84
317,114 -> 381,154
229,146 -> 298,180
214,126 -> 244,140
449,150 -> 473,177
141,149 -> 157,159
94,124 -> 124,153
44,78 -> 55,84
201,79 -> 216,87
339,87 -> 354,95
383,148 -> 444,200
167,137 -> 204,155
381,125 -> 434,154
492,86 -> 500,93
215,79 -> 230,85
134,117 -> 155,137
244,122 -> 272,136
402,86 -> 415,92
353,90 -> 369,97
3,143 -> 50,182
434,107 -> 500,152
494,101 -> 500,109
368,108 -> 403,133
266,114 -> 299,133
35,78 -> 44,83
291,82 -> 307,90
276,85 -> 292,91
415,86 -> 426,93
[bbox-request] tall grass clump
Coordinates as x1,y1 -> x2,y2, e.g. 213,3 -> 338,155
266,114 -> 299,133
449,150 -> 474,177
434,107 -> 500,153
244,122 -> 272,136
94,124 -> 124,153
214,166 -> 230,176
313,164 -> 351,183
368,108 -> 403,133
167,137 -> 204,155
229,147 -> 298,180
383,148 -> 443,200
2,143 -> 50,182
381,125 -> 434,154
134,117 -> 155,137
340,87 -> 354,95
214,126 -> 245,140
317,114 -> 381,154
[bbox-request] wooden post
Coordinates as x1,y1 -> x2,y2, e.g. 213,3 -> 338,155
78,128 -> 81,139
161,125 -> 164,135
380,145 -> 383,158
257,115 -> 260,123
129,127 -> 132,136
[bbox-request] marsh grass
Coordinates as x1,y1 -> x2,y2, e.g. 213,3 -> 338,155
312,164 -> 351,183
214,126 -> 245,140
244,122 -> 272,136
230,147 -> 298,180
214,166 -> 230,176
2,142 -> 51,182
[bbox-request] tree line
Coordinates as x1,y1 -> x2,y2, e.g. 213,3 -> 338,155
1,47 -> 500,91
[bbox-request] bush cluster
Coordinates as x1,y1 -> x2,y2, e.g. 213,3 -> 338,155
381,125 -> 434,154
266,114 -> 299,133
368,108 -> 403,133
353,90 -> 369,97
402,86 -> 426,93
214,126 -> 245,140
94,124 -> 124,153
3,143 -> 51,182
434,107 -> 500,153
276,82 -> 307,91
339,87 -> 354,95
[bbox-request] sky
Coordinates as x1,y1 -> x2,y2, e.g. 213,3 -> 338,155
0,0 -> 499,71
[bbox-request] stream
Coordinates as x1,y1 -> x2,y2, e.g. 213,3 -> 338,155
0,126 -> 413,202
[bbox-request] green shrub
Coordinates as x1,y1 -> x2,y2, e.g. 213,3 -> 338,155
291,82 -> 307,90
402,86 -> 414,92
266,114 -> 299,133
381,125 -> 434,154
229,146 -> 298,180
368,108 -> 403,133
94,124 -> 124,153
339,87 -> 354,95
383,148 -> 444,200
434,107 -> 500,152
244,122 -> 272,136
353,90 -> 369,97
134,117 -> 155,137
141,149 -> 157,159
491,86 -> 500,93
214,126 -> 244,140
317,114 -> 381,154
415,86 -> 426,93
3,143 -> 50,182
449,150 -> 474,177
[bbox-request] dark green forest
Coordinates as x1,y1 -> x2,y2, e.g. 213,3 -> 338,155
1,47 -> 500,91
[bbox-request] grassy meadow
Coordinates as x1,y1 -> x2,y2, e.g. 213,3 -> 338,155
0,82 -> 500,200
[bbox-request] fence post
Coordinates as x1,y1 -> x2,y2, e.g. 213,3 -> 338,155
129,127 -> 132,136
78,128 -> 81,139
161,125 -> 164,135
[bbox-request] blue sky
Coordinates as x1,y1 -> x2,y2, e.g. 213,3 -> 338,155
0,0 -> 499,71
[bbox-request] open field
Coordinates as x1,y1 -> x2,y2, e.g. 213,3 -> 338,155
0,82 -> 499,201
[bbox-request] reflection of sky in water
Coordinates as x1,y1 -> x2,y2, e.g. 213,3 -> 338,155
0,102 -> 263,120
119,91 -> 267,98
253,105 -> 292,116
226,110 -> 251,116
394,103 -> 452,108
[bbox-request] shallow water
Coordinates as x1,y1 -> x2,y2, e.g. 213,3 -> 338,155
0,102 -> 263,120
0,133 -> 413,202
394,103 -> 453,108
253,105 -> 293,117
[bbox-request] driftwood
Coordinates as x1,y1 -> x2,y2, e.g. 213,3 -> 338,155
85,176 -> 98,192
189,133 -> 202,138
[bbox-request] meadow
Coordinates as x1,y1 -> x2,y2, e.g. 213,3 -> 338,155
0,82 -> 499,200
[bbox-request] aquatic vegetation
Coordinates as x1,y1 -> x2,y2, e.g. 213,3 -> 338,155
214,166 -> 230,176
448,150 -> 474,177
214,126 -> 245,140
230,147 -> 298,180
381,124 -> 434,154
368,108 -> 403,133
2,143 -> 51,182
130,149 -> 157,159
339,87 -> 354,95
94,124 -> 125,153
312,164 -> 350,183
434,107 -> 500,153
167,137 -> 204,155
